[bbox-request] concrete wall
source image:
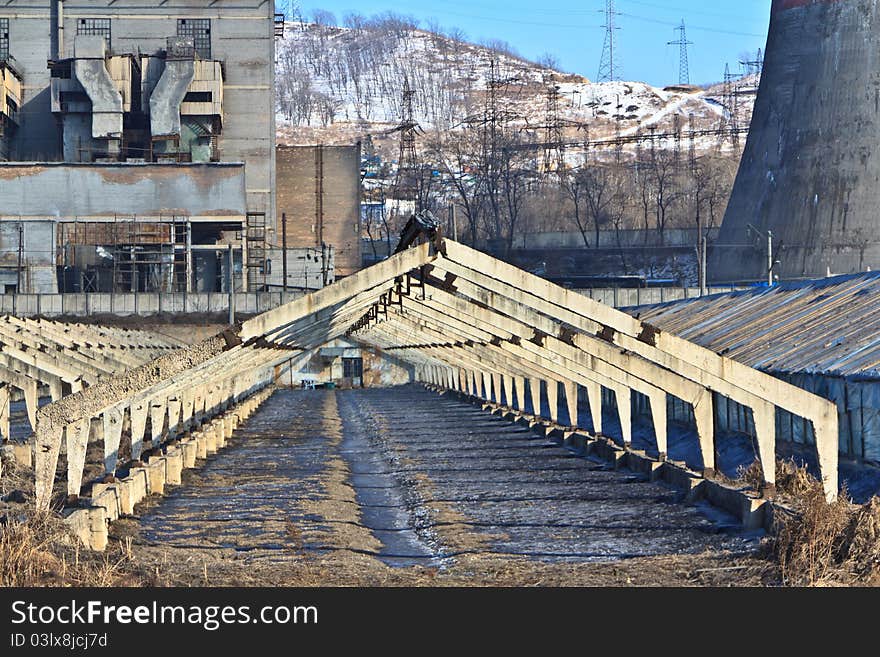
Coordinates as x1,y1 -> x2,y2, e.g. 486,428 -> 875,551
514,227 -> 721,250
0,1 -> 275,230
276,144 -> 361,277
0,162 -> 245,220
263,246 -> 334,291
0,220 -> 57,292
0,290 -> 301,317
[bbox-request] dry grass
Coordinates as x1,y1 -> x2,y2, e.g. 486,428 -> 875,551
0,511 -> 143,587
765,460 -> 880,586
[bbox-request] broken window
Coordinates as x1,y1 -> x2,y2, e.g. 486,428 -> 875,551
343,357 -> 363,379
178,19 -> 211,59
77,18 -> 111,45
0,18 -> 9,61
183,91 -> 212,103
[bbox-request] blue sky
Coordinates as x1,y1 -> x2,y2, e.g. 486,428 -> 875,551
284,0 -> 770,86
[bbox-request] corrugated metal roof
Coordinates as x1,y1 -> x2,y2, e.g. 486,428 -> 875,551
631,272 -> 880,380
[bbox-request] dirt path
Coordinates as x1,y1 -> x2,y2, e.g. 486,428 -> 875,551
117,387 -> 773,586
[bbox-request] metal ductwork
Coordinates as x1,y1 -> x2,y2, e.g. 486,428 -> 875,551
711,0 -> 880,282
149,37 -> 195,138
72,35 -> 123,142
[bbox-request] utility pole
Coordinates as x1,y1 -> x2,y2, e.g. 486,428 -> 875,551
281,212 -> 288,292
227,243 -> 235,325
449,203 -> 458,242
597,0 -> 621,82
668,19 -> 693,86
16,221 -> 23,295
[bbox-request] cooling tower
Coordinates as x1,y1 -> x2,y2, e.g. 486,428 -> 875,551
711,0 -> 880,283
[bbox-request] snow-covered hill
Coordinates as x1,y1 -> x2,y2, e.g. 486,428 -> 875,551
275,19 -> 755,159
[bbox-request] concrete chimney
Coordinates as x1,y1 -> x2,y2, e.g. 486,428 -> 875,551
710,0 -> 880,282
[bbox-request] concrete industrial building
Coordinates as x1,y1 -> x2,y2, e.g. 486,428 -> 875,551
712,0 -> 880,282
0,1 -> 278,293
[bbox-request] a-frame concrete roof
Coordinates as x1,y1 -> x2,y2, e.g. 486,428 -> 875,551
30,233 -> 840,509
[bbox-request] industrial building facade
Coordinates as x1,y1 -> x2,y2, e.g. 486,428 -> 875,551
0,1 -> 278,293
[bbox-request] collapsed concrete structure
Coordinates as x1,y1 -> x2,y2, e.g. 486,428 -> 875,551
712,0 -> 880,282
0,231 -> 835,540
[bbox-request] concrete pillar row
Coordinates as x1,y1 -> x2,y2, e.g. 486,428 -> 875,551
481,371 -> 492,402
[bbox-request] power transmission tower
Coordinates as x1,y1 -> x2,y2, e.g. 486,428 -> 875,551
668,19 -> 693,85
543,82 -> 565,174
722,63 -> 740,149
597,0 -> 622,82
392,76 -> 421,211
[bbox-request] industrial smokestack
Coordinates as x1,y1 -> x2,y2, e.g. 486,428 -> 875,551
710,0 -> 880,283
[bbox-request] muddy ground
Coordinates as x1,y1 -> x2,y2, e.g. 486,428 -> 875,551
99,387 -> 775,586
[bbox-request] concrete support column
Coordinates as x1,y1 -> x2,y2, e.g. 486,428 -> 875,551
49,380 -> 63,403
693,391 -> 715,474
585,380 -> 602,435
546,379 -> 559,424
503,374 -> 515,408
23,380 -> 38,432
813,407 -> 839,503
514,376 -> 526,413
149,399 -> 166,449
34,423 -> 63,509
491,372 -> 502,405
529,378 -> 542,417
102,406 -> 125,474
0,384 -> 10,441
614,385 -> 632,445
129,402 -> 149,460
481,371 -> 492,401
65,418 -> 90,497
563,380 -> 578,428
181,389 -> 195,431
752,400 -> 776,494
648,390 -> 668,459
167,397 -> 182,438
